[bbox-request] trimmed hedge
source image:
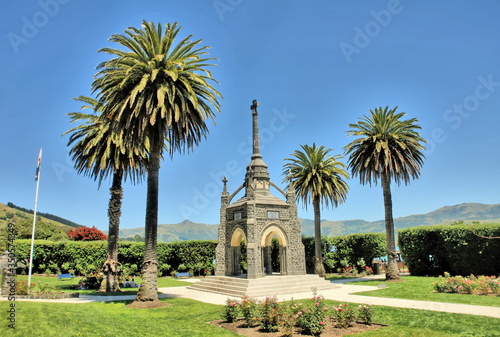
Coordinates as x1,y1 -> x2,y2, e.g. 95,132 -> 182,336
13,233 -> 386,276
302,233 -> 386,273
398,223 -> 500,276
13,240 -> 217,276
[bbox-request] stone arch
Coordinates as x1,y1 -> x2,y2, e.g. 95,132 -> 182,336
261,224 -> 287,247
229,226 -> 246,276
230,227 -> 246,247
260,224 -> 288,276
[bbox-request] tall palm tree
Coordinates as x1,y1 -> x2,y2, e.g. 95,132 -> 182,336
283,143 -> 349,276
344,106 -> 426,281
92,21 -> 222,303
64,96 -> 148,292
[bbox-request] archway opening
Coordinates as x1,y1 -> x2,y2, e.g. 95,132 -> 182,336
261,226 -> 288,276
230,228 -> 246,276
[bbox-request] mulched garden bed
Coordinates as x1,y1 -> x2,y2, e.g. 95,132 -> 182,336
210,318 -> 388,336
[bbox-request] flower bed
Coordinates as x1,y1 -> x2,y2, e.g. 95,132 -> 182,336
8,292 -> 80,299
219,293 -> 378,336
10,279 -> 80,299
433,272 -> 500,295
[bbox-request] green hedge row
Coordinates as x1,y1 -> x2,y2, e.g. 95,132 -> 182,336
302,233 -> 386,273
13,240 -> 217,276
13,233 -> 386,276
398,223 -> 500,276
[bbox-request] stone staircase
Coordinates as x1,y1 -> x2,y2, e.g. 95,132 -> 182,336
187,274 -> 339,298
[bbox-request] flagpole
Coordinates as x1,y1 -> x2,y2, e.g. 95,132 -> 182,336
28,148 -> 42,292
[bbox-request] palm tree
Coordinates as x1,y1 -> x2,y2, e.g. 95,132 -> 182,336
92,21 -> 222,303
344,106 -> 426,281
64,96 -> 148,292
283,143 -> 349,276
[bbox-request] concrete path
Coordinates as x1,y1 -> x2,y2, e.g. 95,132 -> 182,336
3,277 -> 500,319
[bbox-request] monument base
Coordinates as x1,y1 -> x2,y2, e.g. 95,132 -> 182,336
187,274 -> 339,298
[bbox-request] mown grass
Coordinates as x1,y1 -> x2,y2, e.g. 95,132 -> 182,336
1,297 -> 499,336
15,275 -> 193,296
1,298 -> 236,337
324,299 -> 500,336
350,276 -> 500,307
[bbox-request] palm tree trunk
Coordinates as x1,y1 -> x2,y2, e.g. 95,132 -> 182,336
100,170 -> 123,292
134,138 -> 160,303
381,171 -> 400,281
313,196 -> 325,277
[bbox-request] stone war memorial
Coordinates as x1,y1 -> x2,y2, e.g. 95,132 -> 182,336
189,101 -> 337,297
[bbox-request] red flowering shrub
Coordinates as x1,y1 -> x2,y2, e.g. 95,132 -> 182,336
67,226 -> 107,241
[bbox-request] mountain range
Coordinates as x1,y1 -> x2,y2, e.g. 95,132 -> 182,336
3,201 -> 499,242
118,202 -> 500,242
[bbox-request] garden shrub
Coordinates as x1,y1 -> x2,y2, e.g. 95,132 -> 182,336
259,296 -> 281,332
295,294 -> 328,335
357,305 -> 374,324
240,296 -> 259,327
433,272 -> 500,295
330,303 -> 356,328
302,233 -> 386,273
13,239 -> 217,276
15,280 -> 33,295
14,234 -> 387,277
221,298 -> 240,323
221,296 -> 376,333
399,222 -> 500,276
278,302 -> 300,336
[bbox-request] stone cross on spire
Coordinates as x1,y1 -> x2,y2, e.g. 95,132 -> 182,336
222,176 -> 228,194
251,100 -> 261,159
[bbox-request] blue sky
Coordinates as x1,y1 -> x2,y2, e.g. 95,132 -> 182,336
1,0 -> 499,232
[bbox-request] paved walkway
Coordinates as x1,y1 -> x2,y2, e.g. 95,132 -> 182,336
3,276 -> 500,319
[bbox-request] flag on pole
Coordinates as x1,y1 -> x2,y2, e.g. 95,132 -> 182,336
29,147 -> 42,292
35,149 -> 42,181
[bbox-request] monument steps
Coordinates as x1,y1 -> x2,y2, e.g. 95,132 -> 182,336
187,274 -> 340,298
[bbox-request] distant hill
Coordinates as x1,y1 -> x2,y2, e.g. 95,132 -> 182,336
119,219 -> 219,242
4,202 -> 498,242
120,202 -> 500,242
300,203 -> 500,237
6,202 -> 82,229
0,202 -> 76,233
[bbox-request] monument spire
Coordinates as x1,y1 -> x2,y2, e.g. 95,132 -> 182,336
251,99 -> 262,160
245,99 -> 269,196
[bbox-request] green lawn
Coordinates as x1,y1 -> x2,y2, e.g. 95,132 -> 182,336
15,275 -> 194,296
1,297 -> 499,336
1,298 -> 235,336
3,275 -> 499,336
350,276 -> 500,307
